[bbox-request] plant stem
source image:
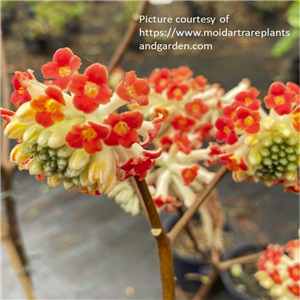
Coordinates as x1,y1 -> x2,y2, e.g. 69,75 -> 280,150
168,166 -> 228,244
218,251 -> 264,271
1,213 -> 36,300
107,1 -> 149,74
134,177 -> 175,300
177,207 -> 212,264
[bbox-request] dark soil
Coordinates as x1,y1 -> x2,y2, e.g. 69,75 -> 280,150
174,218 -> 234,260
230,259 -> 275,300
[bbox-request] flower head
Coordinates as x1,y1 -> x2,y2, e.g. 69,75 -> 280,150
1,48 -> 162,195
256,240 -> 300,299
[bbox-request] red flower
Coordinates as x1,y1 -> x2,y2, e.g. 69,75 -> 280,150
159,134 -> 173,152
171,114 -> 195,132
0,109 -> 15,129
171,66 -> 193,84
185,98 -> 209,118
153,194 -> 178,212
194,123 -> 213,140
287,82 -> 299,104
235,107 -> 261,134
10,71 -> 33,107
121,149 -> 162,180
288,264 -> 300,281
116,71 -> 150,106
268,269 -> 282,284
189,75 -> 207,91
65,121 -> 110,154
69,63 -> 112,113
167,84 -> 189,101
174,132 -> 192,154
219,153 -> 248,171
285,240 -> 300,257
235,88 -> 260,110
41,48 -> 82,90
155,107 -> 169,122
148,68 -> 171,93
288,283 -> 300,296
103,111 -> 143,148
223,103 -> 239,120
264,82 -> 296,115
181,165 -> 199,185
30,87 -> 65,127
214,118 -> 238,145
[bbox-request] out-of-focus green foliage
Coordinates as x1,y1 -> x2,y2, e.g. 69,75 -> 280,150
272,1 -> 299,57
253,1 -> 289,13
1,1 -> 17,10
114,1 -> 139,23
25,1 -> 85,40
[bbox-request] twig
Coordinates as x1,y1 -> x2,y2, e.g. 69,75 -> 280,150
1,32 -> 32,287
192,266 -> 219,300
177,207 -> 212,264
107,1 -> 149,74
168,166 -> 228,244
134,177 -> 175,300
1,213 -> 36,300
218,251 -> 263,271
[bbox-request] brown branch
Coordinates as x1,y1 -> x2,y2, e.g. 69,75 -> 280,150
134,177 -> 175,300
1,32 -> 32,288
1,213 -> 36,299
177,207 -> 212,264
192,266 -> 219,300
168,166 -> 228,244
218,251 -> 263,271
107,1 -> 149,74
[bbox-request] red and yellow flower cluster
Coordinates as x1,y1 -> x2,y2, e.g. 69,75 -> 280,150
214,81 -> 299,193
1,48 -> 163,195
256,240 -> 300,299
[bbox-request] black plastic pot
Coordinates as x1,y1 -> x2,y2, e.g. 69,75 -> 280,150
220,243 -> 266,300
163,212 -> 234,293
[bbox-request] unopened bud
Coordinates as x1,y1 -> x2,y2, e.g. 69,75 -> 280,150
249,149 -> 262,165
15,102 -> 35,122
244,135 -> 258,147
29,161 -> 44,175
23,125 -> 43,144
69,149 -> 90,171
261,117 -> 275,132
57,145 -> 75,158
4,119 -> 30,139
48,174 -> 62,187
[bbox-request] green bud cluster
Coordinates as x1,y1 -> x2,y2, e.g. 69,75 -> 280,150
254,135 -> 299,181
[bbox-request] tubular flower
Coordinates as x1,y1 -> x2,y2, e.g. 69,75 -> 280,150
216,82 -> 300,193
68,63 -> 112,113
116,71 -> 150,106
41,48 -> 82,90
255,240 -> 300,299
1,48 -> 162,195
264,82 -> 297,115
11,71 -> 33,107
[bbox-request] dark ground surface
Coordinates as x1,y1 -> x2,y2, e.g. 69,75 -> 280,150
1,1 -> 299,299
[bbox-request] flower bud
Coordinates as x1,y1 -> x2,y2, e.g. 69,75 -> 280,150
244,135 -> 258,147
249,149 -> 262,165
261,117 -> 275,132
277,123 -> 291,138
23,125 -> 44,144
57,145 -> 75,158
10,144 -> 32,163
29,161 -> 44,175
4,119 -> 30,139
63,179 -> 75,190
21,142 -> 37,154
284,170 -> 297,181
15,102 -> 35,122
69,149 -> 90,171
37,128 -> 53,148
48,174 -> 62,187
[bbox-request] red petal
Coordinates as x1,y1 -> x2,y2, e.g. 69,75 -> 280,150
69,74 -> 88,94
69,55 -> 82,72
35,112 -> 54,127
84,63 -> 108,85
121,111 -> 144,129
83,139 -> 103,154
73,95 -> 99,113
53,48 -> 74,66
125,71 -> 137,87
45,87 -> 65,105
41,62 -> 60,79
93,84 -> 112,105
269,82 -> 286,96
116,82 -> 131,102
88,121 -> 111,140
11,91 -> 23,107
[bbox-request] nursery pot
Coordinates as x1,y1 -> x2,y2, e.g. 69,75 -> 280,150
220,243 -> 266,300
163,212 -> 233,293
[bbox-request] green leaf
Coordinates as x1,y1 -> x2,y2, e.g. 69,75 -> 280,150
272,28 -> 299,57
